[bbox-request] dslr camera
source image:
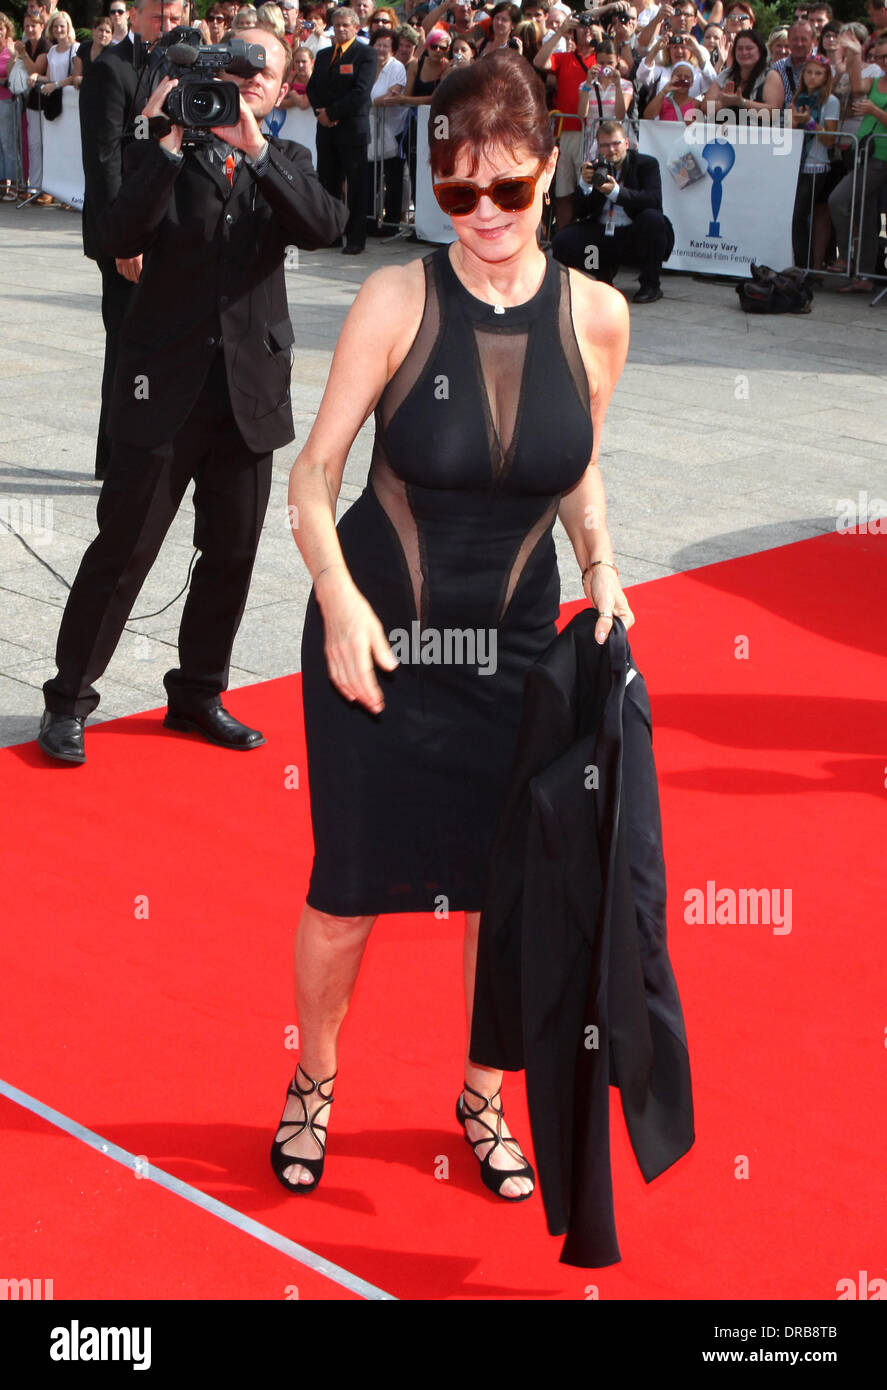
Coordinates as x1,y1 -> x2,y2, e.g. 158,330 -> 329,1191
148,25 -> 266,144
576,11 -> 596,25
590,157 -> 617,188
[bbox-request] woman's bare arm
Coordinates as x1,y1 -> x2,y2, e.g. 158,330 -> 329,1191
287,261 -> 425,711
558,273 -> 633,643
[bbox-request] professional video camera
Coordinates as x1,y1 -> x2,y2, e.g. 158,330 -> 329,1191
148,25 -> 266,144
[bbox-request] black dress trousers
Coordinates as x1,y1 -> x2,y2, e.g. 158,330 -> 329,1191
315,128 -> 367,250
42,347 -> 273,719
553,208 -> 671,289
95,257 -> 136,479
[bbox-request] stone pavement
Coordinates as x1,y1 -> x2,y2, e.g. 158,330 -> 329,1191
1,201 -> 886,750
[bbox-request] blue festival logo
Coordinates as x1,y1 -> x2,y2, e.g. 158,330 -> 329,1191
264,106 -> 286,139
701,137 -> 736,237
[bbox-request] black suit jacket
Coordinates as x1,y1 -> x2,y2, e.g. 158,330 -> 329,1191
470,610 -> 694,1268
79,33 -> 149,261
306,38 -> 375,146
574,148 -> 664,224
96,136 -> 348,453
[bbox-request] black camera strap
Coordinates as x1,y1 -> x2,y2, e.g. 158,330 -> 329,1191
573,49 -> 594,78
589,82 -> 603,120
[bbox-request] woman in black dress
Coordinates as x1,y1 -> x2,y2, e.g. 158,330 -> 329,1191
273,51 -> 634,1201
72,13 -> 114,84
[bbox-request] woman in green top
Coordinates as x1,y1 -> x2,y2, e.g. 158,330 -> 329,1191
827,30 -> 887,291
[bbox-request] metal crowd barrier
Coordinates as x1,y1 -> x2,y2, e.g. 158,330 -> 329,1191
794,128 -> 860,282
775,126 -> 885,304
854,137 -> 887,301
6,89 -> 55,207
369,102 -> 417,241
8,93 -> 30,203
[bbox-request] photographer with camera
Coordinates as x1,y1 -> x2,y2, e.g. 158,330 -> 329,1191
534,3 -> 632,228
635,8 -> 716,96
635,0 -> 693,56
577,35 -> 634,149
37,24 -> 349,764
79,0 -> 187,482
551,118 -> 673,300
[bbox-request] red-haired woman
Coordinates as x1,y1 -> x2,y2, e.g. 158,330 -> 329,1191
276,52 -> 633,1204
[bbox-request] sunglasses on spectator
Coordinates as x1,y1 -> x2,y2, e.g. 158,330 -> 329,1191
433,163 -> 546,217
428,42 -> 450,50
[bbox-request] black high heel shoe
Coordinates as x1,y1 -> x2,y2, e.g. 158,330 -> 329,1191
270,1063 -> 336,1194
456,1081 -> 535,1203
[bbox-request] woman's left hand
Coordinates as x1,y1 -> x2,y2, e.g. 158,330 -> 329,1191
584,566 -> 635,644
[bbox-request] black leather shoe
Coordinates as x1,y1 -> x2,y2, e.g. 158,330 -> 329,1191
341,244 -> 364,255
633,286 -> 663,303
38,710 -> 86,764
163,703 -> 266,750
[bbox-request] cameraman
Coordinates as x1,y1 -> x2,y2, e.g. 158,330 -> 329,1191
551,118 -> 673,301
38,26 -> 348,764
79,0 -> 186,481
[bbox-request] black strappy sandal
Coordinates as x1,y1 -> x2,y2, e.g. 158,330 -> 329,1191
270,1063 -> 336,1194
456,1081 -> 535,1203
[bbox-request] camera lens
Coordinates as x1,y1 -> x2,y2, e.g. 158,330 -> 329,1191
188,86 -> 227,122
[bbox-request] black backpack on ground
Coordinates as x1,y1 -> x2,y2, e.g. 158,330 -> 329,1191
736,264 -> 815,314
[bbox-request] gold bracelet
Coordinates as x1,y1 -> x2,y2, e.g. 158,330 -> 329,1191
582,558 -> 619,581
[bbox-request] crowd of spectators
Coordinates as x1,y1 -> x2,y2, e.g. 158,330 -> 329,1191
0,0 -> 885,288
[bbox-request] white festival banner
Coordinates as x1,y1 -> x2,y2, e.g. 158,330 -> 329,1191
262,103 -> 317,166
41,88 -> 85,208
638,119 -> 803,276
414,104 -> 456,245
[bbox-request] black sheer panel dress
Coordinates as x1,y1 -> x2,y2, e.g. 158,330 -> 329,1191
300,245 -> 595,916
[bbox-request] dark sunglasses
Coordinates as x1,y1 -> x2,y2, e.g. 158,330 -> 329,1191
433,162 -> 546,217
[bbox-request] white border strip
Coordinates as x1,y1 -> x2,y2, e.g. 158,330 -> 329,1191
0,1077 -> 396,1302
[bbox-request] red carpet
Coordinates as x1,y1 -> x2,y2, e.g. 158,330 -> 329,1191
1,527 -> 884,1299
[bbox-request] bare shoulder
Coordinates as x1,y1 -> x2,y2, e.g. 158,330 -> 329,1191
344,257 -> 429,379
567,269 -> 630,347
566,270 -> 630,395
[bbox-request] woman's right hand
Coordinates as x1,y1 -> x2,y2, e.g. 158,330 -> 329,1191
316,571 -> 399,713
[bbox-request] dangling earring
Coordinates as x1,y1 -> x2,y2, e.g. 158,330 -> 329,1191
543,187 -> 551,206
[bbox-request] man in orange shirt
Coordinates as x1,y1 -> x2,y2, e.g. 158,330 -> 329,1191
536,6 -> 630,228
307,5 -> 376,252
